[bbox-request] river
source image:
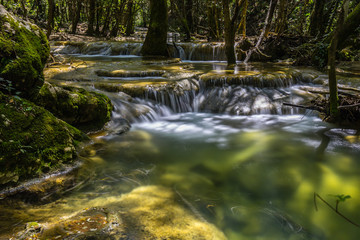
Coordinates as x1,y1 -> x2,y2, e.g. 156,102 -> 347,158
1,41 -> 360,239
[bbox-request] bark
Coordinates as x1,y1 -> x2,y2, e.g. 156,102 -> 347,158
46,0 -> 55,38
309,0 -> 326,37
275,0 -> 287,34
207,0 -> 221,41
125,0 -> 135,36
186,0 -> 194,34
172,1 -> 191,41
71,0 -> 82,34
141,0 -> 168,56
110,0 -> 127,37
325,0 -> 341,34
337,2 -> 360,49
101,0 -> 115,36
328,0 -> 350,118
244,0 -> 278,63
223,0 -> 236,65
87,0 -> 96,36
237,0 -> 248,37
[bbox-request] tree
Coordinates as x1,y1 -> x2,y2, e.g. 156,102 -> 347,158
222,0 -> 246,65
71,0 -> 82,34
309,0 -> 326,37
46,0 -> 55,38
244,0 -> 278,63
328,1 -> 360,119
141,0 -> 168,56
207,0 -> 222,41
87,0 -> 96,36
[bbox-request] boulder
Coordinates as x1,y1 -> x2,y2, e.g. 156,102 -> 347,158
0,92 -> 88,189
0,4 -> 49,100
36,82 -> 113,132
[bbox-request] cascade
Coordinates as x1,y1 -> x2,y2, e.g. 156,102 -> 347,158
50,41 -> 323,124
105,71 -> 318,125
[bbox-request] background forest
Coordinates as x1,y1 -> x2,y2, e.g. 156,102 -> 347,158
2,0 -> 359,47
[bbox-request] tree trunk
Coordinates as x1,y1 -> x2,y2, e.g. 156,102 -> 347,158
222,0 -> 236,65
207,0 -> 221,41
172,1 -> 191,41
110,0 -> 126,37
125,0 -> 135,36
237,0 -> 248,37
185,0 -> 194,34
87,0 -> 96,35
328,0 -> 350,118
46,0 -> 55,38
71,0 -> 82,34
309,0 -> 326,37
275,0 -> 287,34
337,2 -> 360,49
263,0 -> 278,37
141,0 -> 168,56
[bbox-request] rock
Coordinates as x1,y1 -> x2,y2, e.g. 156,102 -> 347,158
11,185 -> 227,239
116,185 -> 227,239
35,82 -> 113,132
0,5 -> 49,100
0,92 -> 88,189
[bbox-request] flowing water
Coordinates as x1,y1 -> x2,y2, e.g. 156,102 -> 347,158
1,42 -> 360,239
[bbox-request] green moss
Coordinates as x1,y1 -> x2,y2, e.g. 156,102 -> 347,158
0,92 -> 89,188
0,8 -> 49,99
36,83 -> 113,132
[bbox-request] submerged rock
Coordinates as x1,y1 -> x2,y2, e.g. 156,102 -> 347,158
36,82 -> 113,132
11,185 -> 227,239
0,5 -> 49,100
0,92 -> 88,189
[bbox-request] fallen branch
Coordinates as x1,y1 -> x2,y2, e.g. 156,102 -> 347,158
338,103 -> 360,109
283,102 -> 324,112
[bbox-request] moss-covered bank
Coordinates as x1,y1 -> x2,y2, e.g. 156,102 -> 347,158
0,92 -> 89,188
36,82 -> 113,132
0,5 -> 49,100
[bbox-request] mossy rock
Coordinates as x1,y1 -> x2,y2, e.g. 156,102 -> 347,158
36,82 -> 113,132
0,5 -> 49,100
0,92 -> 89,189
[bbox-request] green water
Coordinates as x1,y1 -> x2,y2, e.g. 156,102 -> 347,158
99,113 -> 360,240
3,113 -> 359,239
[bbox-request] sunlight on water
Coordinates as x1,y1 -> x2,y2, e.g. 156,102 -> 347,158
84,113 -> 360,240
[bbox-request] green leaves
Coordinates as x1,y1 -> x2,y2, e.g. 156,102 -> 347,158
329,194 -> 352,203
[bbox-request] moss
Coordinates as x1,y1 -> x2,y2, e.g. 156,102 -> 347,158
36,83 -> 113,132
0,6 -> 50,100
0,92 -> 89,188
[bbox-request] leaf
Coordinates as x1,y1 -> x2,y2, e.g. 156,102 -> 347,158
329,194 -> 352,202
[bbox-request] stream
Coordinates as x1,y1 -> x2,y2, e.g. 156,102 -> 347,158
1,41 -> 360,239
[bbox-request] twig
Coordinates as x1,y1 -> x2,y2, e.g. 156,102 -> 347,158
338,103 -> 360,109
283,102 -> 324,112
314,192 -> 360,228
338,85 -> 360,93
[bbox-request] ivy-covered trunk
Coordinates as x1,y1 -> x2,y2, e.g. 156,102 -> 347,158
141,0 -> 168,56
